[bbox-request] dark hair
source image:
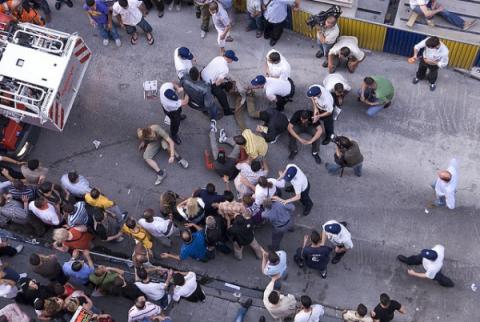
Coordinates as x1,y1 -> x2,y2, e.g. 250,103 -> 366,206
34,197 -> 47,208
426,36 -> 440,48
337,136 -> 353,149
68,171 -> 79,183
0,315 -> 7,322
263,198 -> 273,210
118,0 -> 128,7
222,81 -> 234,92
364,77 -> 375,86
135,296 -> 146,309
0,195 -> 5,207
208,1 -> 218,11
234,214 -> 246,225
93,210 -> 105,222
143,208 -> 155,223
90,188 -> 100,199
27,159 -> 39,171
242,195 -> 254,207
258,176 -> 272,189
268,251 -> 279,264
250,160 -> 261,172
300,295 -> 312,309
334,83 -> 344,93
206,183 -> 216,194
268,291 -> 280,304
172,273 -> 185,286
72,261 -> 83,272
29,253 -> 40,266
34,298 -> 45,310
310,230 -> 321,244
339,47 -> 351,57
224,190 -> 234,202
86,0 -> 95,6
233,135 -> 247,146
380,293 -> 391,306
39,182 -> 53,193
125,218 -> 136,229
137,267 -> 148,280
357,304 -> 368,317
189,67 -> 200,81
63,202 -> 75,214
299,110 -> 310,120
268,52 -> 281,64
50,282 -> 65,296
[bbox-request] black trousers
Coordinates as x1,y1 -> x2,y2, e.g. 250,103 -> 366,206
164,108 -> 182,139
403,254 -> 454,287
319,113 -> 334,138
300,183 -> 313,211
416,58 -> 439,84
264,19 -> 285,41
0,245 -> 17,257
211,84 -> 232,114
275,78 -> 295,111
185,283 -> 206,302
288,124 -> 320,154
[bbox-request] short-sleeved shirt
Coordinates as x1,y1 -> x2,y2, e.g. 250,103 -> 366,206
121,225 -> 153,249
302,245 -> 332,271
112,0 -> 142,26
246,0 -> 261,14
423,244 -> 445,279
63,261 -> 93,285
172,272 -> 197,301
179,231 -> 207,261
193,189 -> 225,215
265,77 -> 291,101
254,178 -> 280,206
20,165 -> 48,185
32,256 -> 62,280
84,0 -> 109,25
228,217 -> 255,246
266,49 -> 291,80
264,0 -> 295,23
64,228 -> 93,251
329,36 -> 365,61
310,84 -> 334,113
235,163 -> 266,185
289,110 -> 320,128
294,304 -> 325,322
146,125 -> 170,143
323,73 -> 352,93
212,3 -> 230,31
282,164 -> 308,194
322,220 -> 353,249
343,310 -> 373,322
263,250 -> 287,276
319,23 -> 339,44
134,281 -> 166,301
371,76 -> 394,104
89,271 -> 119,292
373,301 -> 402,322
409,0 -> 428,9
160,82 -> 182,112
201,56 -> 229,84
174,47 -> 193,79
29,202 -> 59,226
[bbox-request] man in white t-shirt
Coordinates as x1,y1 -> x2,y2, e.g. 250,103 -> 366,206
430,158 -> 457,209
327,36 -> 365,74
262,249 -> 287,278
250,75 -> 294,111
274,164 -> 313,216
174,47 -> 194,79
316,15 -> 339,68
201,50 -> 238,116
307,84 -> 335,145
323,73 -> 351,108
113,0 -> 154,46
265,49 -> 291,80
397,244 -> 454,287
209,2 -> 232,54
321,219 -> 353,264
29,197 -> 60,226
170,271 -> 205,302
138,208 -> 177,246
409,0 -> 476,30
294,295 -> 324,322
134,267 -> 168,303
127,296 -> 162,322
263,275 -> 297,321
159,82 -> 189,145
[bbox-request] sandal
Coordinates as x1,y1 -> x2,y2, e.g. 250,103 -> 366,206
147,35 -> 154,45
130,35 -> 138,45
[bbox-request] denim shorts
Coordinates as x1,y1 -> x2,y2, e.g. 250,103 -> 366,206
125,17 -> 152,34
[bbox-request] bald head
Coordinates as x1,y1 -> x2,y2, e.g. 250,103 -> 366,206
438,170 -> 452,182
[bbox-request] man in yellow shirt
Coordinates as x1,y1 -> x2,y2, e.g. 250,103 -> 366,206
121,217 -> 153,250
218,128 -> 268,161
85,188 -> 127,223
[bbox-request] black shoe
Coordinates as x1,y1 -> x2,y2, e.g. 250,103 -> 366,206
264,33 -> 270,39
331,257 -> 341,264
241,298 -> 253,309
302,205 -> 312,216
322,61 -> 328,68
397,255 -> 408,264
320,271 -> 327,279
269,39 -> 277,46
315,50 -> 324,58
158,11 -> 164,17
54,1 -> 61,9
172,136 -> 182,145
195,8 -> 201,18
65,0 -> 73,7
259,316 -> 266,322
412,77 -> 420,84
180,114 -> 187,121
223,109 -> 234,116
430,83 -> 436,91
288,151 -> 297,160
313,153 -> 322,164
322,138 -> 331,145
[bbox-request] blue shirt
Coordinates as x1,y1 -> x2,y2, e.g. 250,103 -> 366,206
264,0 -> 295,23
194,189 -> 226,216
180,231 -> 207,261
62,261 -> 93,285
84,0 -> 110,25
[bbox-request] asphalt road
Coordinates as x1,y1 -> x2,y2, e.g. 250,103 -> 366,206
3,1 -> 480,321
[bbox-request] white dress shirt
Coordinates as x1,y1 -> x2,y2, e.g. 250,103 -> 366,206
265,77 -> 291,101
434,158 -> 458,209
266,49 -> 291,79
414,37 -> 449,68
174,47 -> 193,79
423,244 -> 445,279
160,82 -> 182,112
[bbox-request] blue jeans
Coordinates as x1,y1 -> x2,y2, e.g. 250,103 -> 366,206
357,88 -> 385,117
316,41 -> 334,57
234,307 -> 248,322
413,5 -> 464,28
431,182 -> 446,206
97,23 -> 120,40
327,162 -> 363,177
248,13 -> 264,31
125,17 -> 153,34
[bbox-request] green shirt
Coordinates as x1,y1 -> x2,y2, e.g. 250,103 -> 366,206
372,76 -> 394,104
89,271 -> 119,292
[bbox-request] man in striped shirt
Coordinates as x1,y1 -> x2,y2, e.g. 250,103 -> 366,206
0,194 -> 29,225
128,296 -> 162,322
63,201 -> 89,228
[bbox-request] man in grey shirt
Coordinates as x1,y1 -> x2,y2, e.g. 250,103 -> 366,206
262,198 -> 294,251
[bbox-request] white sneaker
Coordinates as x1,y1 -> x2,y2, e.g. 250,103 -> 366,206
168,2 -> 173,10
200,30 -> 206,39
19,273 -> 28,279
164,115 -> 171,125
210,119 -> 217,132
219,128 -> 227,143
115,39 -> 122,47
154,170 -> 167,185
178,158 -> 189,169
103,39 -> 109,46
15,245 -> 24,254
175,4 -> 181,11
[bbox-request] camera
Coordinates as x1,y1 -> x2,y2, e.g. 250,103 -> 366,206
306,5 -> 342,28
331,133 -> 341,146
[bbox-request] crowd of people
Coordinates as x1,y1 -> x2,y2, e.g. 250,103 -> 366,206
0,0 -> 462,320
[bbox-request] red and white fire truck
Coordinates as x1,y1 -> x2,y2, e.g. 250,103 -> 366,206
0,13 -> 91,158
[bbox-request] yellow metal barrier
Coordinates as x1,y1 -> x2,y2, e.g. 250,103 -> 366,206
441,39 -> 479,69
291,9 -> 317,39
234,0 -> 246,12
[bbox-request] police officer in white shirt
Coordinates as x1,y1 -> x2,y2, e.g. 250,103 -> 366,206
307,85 -> 335,145
397,244 -> 454,287
250,75 -> 294,111
201,50 -> 238,116
274,164 -> 313,216
265,49 -> 291,80
263,0 -> 300,46
321,220 -> 353,264
173,47 -> 194,79
430,158 -> 458,209
159,82 -> 189,145
323,73 -> 351,108
411,36 -> 449,91
327,36 -> 365,73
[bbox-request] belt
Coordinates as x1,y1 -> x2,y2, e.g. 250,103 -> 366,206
164,221 -> 174,236
276,219 -> 290,228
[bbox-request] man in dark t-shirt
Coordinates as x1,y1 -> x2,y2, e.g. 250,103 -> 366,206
294,230 -> 332,278
287,109 -> 323,163
371,293 -> 405,322
226,213 -> 262,260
